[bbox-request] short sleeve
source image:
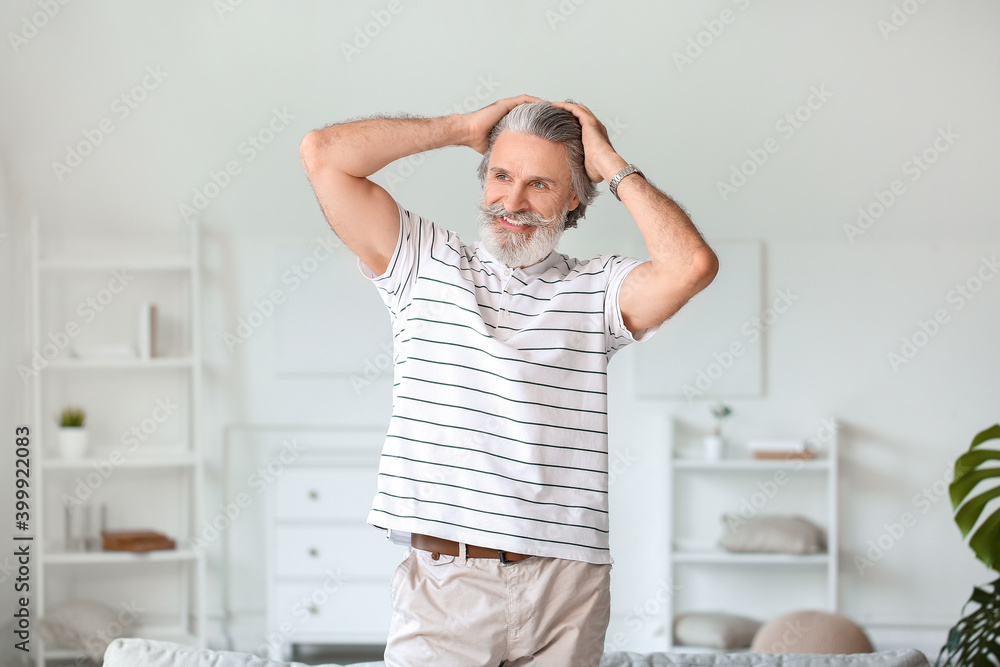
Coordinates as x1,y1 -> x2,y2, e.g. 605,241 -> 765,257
604,255 -> 660,357
357,203 -> 428,315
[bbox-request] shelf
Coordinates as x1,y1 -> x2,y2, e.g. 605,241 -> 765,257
43,628 -> 199,659
38,258 -> 194,271
43,453 -> 197,470
46,357 -> 194,369
672,550 -> 829,565
672,458 -> 829,471
31,215 -> 206,662
44,546 -> 199,565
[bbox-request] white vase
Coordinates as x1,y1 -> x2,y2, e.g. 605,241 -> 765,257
703,434 -> 724,461
57,428 -> 88,460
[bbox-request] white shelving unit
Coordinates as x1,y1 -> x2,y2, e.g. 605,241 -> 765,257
29,216 -> 205,665
665,417 -> 839,650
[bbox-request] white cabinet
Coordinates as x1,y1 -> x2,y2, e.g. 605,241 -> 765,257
665,417 -> 839,650
29,217 -> 205,664
265,443 -> 397,660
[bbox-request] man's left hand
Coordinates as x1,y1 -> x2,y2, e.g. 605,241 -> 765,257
549,101 -> 627,184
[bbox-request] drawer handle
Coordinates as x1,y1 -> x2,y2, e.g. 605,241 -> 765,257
308,547 -> 319,558
308,490 -> 319,501
307,604 -> 318,615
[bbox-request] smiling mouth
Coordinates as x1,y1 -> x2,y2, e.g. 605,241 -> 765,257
498,215 -> 532,231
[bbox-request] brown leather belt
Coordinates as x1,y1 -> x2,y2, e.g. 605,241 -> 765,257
411,533 -> 532,563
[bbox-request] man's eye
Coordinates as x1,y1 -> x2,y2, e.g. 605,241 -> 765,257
496,173 -> 509,181
531,181 -> 546,189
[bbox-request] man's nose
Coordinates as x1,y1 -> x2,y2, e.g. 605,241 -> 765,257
503,185 -> 529,213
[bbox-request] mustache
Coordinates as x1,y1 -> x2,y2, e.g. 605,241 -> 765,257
477,202 -> 560,227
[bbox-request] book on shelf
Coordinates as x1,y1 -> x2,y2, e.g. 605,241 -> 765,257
102,530 -> 175,552
137,303 -> 158,359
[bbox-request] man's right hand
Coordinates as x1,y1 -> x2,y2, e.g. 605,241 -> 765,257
461,94 -> 542,154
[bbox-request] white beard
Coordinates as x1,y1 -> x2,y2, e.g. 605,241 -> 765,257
477,201 -> 567,269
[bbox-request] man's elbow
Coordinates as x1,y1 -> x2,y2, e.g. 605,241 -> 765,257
299,131 -> 323,171
686,248 -> 719,293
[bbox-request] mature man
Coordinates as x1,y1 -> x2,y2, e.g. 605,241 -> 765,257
300,95 -> 717,666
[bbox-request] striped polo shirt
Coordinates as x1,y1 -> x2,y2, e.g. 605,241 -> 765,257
359,205 -> 656,564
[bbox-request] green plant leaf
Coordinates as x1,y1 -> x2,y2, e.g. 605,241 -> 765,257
970,424 -> 1000,450
955,449 -> 1000,479
951,468 -> 1000,510
950,425 -> 1000,574
955,485 -> 1000,537
968,508 -> 1000,572
937,577 -> 1000,667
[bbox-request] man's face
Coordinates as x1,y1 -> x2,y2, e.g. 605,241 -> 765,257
478,131 -> 580,268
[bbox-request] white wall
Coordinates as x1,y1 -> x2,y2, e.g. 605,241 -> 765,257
1,0 -> 998,657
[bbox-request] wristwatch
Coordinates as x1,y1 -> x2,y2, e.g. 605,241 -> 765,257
609,164 -> 643,201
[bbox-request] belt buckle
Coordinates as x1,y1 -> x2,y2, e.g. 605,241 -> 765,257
498,550 -> 518,564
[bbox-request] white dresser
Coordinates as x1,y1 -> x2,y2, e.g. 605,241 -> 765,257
265,445 -> 400,660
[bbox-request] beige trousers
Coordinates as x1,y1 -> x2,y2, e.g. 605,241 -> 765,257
384,546 -> 611,666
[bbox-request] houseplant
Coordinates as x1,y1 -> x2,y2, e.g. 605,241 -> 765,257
56,406 -> 88,459
937,423 -> 1000,666
703,401 -> 732,460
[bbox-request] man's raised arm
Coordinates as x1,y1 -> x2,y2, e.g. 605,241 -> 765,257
299,94 -> 541,275
551,101 -> 719,335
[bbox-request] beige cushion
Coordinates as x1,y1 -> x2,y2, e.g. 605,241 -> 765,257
750,610 -> 875,653
674,612 -> 762,649
39,599 -> 128,664
720,514 -> 826,554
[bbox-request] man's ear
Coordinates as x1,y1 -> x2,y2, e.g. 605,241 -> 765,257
568,191 -> 580,211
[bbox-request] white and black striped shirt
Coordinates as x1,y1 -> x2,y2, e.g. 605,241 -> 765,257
359,206 -> 656,563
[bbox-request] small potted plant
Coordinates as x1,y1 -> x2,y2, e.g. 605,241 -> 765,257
703,401 -> 732,460
56,406 -> 88,459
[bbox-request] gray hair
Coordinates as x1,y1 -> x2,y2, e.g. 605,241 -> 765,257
476,101 -> 597,229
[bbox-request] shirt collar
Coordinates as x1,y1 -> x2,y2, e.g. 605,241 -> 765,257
475,242 -> 563,279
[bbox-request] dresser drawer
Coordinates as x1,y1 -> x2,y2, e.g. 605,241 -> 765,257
274,524 -> 401,578
273,580 -> 391,642
273,466 -> 376,520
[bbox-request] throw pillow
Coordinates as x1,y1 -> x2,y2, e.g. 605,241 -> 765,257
674,612 -> 762,649
719,514 -> 827,554
38,599 -> 129,664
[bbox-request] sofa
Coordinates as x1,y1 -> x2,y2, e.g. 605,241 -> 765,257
104,638 -> 931,667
